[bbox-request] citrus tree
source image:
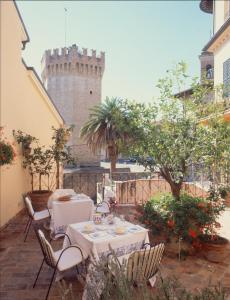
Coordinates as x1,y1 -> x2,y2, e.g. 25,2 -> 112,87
119,62 -> 229,199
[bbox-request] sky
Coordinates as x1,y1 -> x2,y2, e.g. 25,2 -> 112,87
17,0 -> 212,103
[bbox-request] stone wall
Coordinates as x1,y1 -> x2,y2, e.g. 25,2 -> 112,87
41,45 -> 105,166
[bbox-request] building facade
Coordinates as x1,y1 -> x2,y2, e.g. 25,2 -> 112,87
41,45 -> 105,167
0,1 -> 63,226
200,0 -> 230,98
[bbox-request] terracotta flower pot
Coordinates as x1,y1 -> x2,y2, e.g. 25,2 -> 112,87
224,192 -> 230,207
199,235 -> 229,262
27,190 -> 53,211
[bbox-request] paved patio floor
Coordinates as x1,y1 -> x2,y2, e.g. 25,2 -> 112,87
0,209 -> 230,300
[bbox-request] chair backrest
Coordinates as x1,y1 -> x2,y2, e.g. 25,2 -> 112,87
24,196 -> 35,218
97,200 -> 110,212
34,227 -> 56,268
126,243 -> 165,283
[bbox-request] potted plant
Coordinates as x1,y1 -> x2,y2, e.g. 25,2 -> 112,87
0,127 -> 16,166
23,145 -> 53,210
51,125 -> 75,189
13,130 -> 37,156
140,192 -> 227,258
14,127 -> 74,209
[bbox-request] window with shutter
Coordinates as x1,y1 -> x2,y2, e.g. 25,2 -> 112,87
223,58 -> 230,98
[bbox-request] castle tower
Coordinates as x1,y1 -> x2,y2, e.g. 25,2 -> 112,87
41,44 -> 105,166
199,51 -> 214,103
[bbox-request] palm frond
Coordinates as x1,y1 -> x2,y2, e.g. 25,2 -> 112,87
80,97 -> 128,154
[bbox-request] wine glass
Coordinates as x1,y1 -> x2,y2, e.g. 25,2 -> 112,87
120,214 -> 125,223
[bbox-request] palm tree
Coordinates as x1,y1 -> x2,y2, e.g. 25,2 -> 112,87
80,97 -> 128,172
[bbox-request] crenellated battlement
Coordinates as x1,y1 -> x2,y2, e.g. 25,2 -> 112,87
41,43 -> 105,166
42,44 -> 105,78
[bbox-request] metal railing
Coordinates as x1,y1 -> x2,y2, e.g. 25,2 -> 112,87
62,170 -> 230,205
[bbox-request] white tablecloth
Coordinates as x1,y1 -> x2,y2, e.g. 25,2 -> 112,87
51,195 -> 94,234
63,218 -> 149,260
48,189 -> 77,209
64,219 -> 149,300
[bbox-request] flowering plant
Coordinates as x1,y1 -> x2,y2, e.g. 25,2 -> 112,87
0,127 -> 16,166
13,130 -> 38,156
140,193 -> 225,244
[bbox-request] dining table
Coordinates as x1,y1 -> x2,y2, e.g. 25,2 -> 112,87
63,217 -> 149,299
63,217 -> 149,261
49,192 -> 95,234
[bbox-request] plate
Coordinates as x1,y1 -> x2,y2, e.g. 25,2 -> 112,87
115,231 -> 127,235
82,225 -> 95,233
114,227 -> 127,235
129,227 -> 138,232
89,232 -> 108,239
96,225 -> 107,231
82,229 -> 95,234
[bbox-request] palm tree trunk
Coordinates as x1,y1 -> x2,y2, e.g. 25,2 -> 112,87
108,145 -> 117,173
110,155 -> 117,173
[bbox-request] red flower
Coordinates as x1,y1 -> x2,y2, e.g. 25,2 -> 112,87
198,202 -> 205,208
188,228 -> 197,238
167,219 -> 175,228
214,222 -> 221,228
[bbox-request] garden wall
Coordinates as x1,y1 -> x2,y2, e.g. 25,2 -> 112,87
115,179 -> 208,205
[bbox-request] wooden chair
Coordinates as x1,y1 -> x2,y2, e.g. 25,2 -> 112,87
126,243 -> 165,286
24,196 -> 51,242
33,225 -> 87,300
109,243 -> 165,287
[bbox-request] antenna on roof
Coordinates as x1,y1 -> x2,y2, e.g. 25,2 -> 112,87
64,8 -> 67,47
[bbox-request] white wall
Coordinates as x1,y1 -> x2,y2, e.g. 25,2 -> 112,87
214,0 -> 226,33
214,39 -> 230,86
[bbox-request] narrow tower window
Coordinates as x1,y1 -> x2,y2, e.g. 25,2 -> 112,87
206,64 -> 213,79
90,90 -> 93,95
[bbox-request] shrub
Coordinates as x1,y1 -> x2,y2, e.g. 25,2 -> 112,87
0,127 -> 16,166
140,193 -> 225,244
0,141 -> 16,166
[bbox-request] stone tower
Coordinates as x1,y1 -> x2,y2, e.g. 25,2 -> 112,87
199,51 -> 214,82
41,44 -> 105,166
